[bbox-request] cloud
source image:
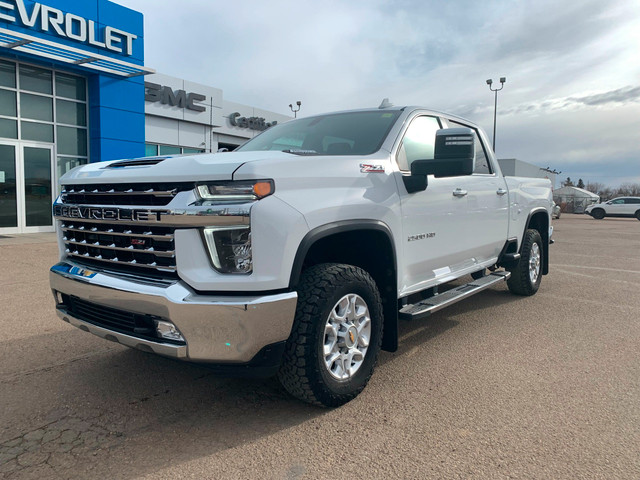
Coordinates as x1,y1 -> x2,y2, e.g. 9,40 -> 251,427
114,0 -> 640,187
473,85 -> 640,117
569,86 -> 640,106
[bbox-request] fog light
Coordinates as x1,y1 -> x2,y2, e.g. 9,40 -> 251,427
53,290 -> 63,305
202,226 -> 252,274
155,320 -> 185,342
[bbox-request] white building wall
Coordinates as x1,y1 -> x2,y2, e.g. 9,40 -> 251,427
144,74 -> 291,152
498,158 -> 556,189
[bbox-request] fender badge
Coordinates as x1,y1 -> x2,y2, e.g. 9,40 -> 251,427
408,233 -> 436,242
360,163 -> 385,173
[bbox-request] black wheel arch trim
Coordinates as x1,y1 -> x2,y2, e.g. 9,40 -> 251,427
288,220 -> 397,289
522,207 -> 550,275
288,220 -> 399,352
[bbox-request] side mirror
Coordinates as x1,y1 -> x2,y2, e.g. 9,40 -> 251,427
429,127 -> 475,176
402,128 -> 475,194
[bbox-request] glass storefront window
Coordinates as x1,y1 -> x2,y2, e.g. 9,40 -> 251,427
182,147 -> 205,154
145,144 -> 206,156
55,73 -> 86,101
19,65 -> 52,94
56,99 -> 87,126
21,121 -> 54,143
57,126 -> 87,156
159,145 -> 181,155
0,118 -> 17,139
0,89 -> 17,117
0,60 -> 16,88
0,60 -> 88,232
145,143 -> 158,156
24,146 -> 52,227
20,93 -> 53,122
0,144 -> 17,228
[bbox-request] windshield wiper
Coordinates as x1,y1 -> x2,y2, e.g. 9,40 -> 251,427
281,149 -> 319,156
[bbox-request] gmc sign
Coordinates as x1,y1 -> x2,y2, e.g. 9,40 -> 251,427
145,82 -> 206,112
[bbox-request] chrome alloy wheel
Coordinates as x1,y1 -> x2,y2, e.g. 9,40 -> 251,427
323,294 -> 371,380
529,242 -> 541,284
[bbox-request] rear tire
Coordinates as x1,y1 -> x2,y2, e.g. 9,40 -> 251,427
507,229 -> 543,296
278,263 -> 383,407
591,208 -> 605,219
635,210 -> 640,221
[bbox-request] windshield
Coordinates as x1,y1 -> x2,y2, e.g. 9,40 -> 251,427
236,110 -> 401,155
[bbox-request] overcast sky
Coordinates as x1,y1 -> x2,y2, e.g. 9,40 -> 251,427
117,0 -> 640,188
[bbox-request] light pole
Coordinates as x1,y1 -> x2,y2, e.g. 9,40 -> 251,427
289,101 -> 301,118
486,77 -> 506,152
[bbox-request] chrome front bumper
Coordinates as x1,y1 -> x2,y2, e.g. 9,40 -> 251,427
50,262 -> 297,364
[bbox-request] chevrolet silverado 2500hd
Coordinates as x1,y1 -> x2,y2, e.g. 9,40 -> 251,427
50,106 -> 553,407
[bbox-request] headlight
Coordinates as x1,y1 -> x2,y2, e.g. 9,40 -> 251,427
203,226 -> 252,274
196,180 -> 274,202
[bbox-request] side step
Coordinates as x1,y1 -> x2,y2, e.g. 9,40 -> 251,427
399,271 -> 511,320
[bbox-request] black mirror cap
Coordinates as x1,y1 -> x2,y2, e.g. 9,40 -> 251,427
411,127 -> 475,177
411,157 -> 473,178
434,127 -> 475,160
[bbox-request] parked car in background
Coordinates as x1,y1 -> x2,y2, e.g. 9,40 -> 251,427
552,202 -> 561,219
585,197 -> 640,220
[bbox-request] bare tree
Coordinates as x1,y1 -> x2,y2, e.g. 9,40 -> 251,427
599,187 -> 614,202
585,182 -> 604,194
616,183 -> 640,196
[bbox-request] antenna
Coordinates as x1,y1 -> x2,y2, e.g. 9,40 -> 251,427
378,98 -> 393,109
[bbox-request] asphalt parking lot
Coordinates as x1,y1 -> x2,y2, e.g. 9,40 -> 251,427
1,214 -> 639,479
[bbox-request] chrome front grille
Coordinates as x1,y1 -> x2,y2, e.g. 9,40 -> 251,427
61,220 -> 176,273
61,182 -> 195,206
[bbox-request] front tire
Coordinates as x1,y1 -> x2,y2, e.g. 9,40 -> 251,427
591,208 -> 605,219
507,229 -> 543,296
278,263 -> 383,407
635,210 -> 640,221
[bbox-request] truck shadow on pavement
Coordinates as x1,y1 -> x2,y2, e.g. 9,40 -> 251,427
0,285 -> 522,479
379,285 -> 521,369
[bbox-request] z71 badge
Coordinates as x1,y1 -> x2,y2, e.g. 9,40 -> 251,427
360,164 -> 385,173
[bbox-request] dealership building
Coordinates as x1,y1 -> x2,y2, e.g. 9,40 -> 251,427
0,0 -> 290,234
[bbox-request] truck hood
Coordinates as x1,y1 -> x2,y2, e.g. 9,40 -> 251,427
59,151 -> 296,185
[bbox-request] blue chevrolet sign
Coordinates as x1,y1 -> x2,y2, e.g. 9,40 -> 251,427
0,0 -> 138,56
0,0 -> 151,162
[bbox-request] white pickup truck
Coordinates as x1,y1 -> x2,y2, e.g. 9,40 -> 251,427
50,106 -> 553,407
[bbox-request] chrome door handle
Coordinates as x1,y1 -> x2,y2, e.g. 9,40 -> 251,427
496,188 -> 508,196
452,188 -> 468,197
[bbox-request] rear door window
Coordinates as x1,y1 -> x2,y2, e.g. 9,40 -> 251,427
448,120 -> 492,174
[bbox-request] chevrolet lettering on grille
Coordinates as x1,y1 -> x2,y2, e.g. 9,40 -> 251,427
53,205 -> 168,222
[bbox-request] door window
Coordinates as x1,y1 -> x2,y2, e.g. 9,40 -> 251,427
0,144 -> 17,228
396,116 -> 441,171
449,120 -> 492,174
23,147 -> 52,227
